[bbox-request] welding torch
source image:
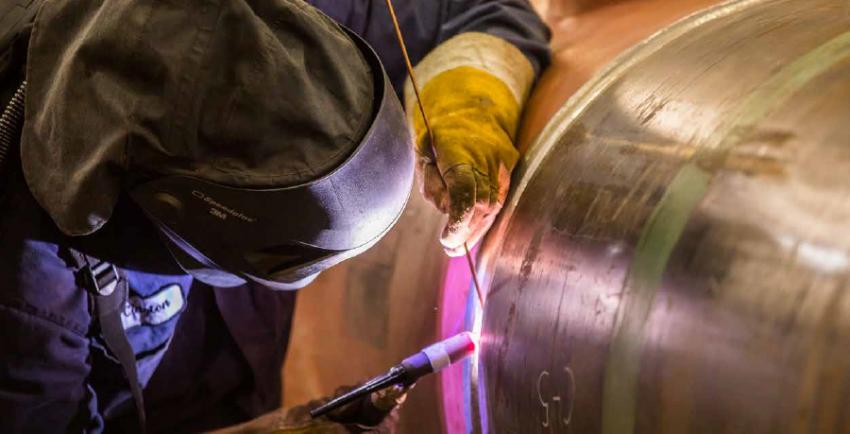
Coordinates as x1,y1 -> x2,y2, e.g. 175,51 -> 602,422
310,331 -> 477,419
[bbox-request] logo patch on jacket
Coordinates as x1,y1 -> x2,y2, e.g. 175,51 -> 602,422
121,284 -> 185,329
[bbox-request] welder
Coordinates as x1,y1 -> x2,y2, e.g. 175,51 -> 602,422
0,0 -> 549,433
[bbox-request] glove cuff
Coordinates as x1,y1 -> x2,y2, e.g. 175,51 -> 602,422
403,32 -> 535,116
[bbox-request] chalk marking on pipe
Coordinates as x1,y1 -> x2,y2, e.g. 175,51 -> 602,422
563,366 -> 576,426
537,371 -> 551,428
601,28 -> 850,434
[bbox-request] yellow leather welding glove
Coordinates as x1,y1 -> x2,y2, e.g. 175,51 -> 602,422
406,32 -> 534,256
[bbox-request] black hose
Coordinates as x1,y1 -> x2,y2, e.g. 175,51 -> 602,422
0,80 -> 26,172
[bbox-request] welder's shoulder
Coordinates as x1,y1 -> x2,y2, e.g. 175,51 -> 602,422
0,239 -> 90,336
0,190 -> 95,432
0,176 -> 94,431
0,172 -> 91,338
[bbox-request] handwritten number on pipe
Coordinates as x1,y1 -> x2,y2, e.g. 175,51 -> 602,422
536,366 -> 576,429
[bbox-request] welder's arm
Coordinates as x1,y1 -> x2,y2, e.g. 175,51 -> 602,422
395,0 -> 550,256
406,31 -> 538,256
0,303 -> 100,432
314,1 -> 549,254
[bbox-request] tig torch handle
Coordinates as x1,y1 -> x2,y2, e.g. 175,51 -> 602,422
309,332 -> 476,419
309,367 -> 404,419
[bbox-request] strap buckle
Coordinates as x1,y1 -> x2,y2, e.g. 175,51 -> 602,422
84,260 -> 119,297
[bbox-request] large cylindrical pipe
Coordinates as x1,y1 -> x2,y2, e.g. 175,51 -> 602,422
467,0 -> 850,432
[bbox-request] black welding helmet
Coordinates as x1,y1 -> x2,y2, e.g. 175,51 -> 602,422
21,1 -> 414,289
126,29 -> 414,290
129,36 -> 412,289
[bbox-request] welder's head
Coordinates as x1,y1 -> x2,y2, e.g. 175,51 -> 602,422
21,0 -> 414,289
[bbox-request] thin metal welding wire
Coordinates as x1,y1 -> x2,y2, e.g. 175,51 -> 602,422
464,243 -> 486,307
383,0 -> 486,307
383,0 -> 432,139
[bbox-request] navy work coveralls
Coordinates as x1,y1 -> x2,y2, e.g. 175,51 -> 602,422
0,1 -> 550,432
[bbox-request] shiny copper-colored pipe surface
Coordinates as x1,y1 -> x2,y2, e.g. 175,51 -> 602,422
472,0 -> 850,432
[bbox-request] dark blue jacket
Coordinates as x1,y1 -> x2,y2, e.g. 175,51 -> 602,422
0,1 -> 549,432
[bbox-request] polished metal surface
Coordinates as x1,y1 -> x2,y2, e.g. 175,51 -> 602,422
474,0 -> 850,432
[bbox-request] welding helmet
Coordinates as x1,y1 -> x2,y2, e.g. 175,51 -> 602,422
128,35 -> 413,290
132,64 -> 410,287
21,1 -> 414,289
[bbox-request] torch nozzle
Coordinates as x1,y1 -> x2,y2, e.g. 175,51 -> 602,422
309,332 -> 477,419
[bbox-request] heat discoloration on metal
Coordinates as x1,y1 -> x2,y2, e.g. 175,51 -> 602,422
475,0 -> 850,432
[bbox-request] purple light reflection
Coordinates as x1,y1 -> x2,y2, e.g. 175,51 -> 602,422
438,249 -> 485,433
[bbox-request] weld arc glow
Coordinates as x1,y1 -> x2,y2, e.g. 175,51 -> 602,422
438,249 -> 487,434
471,286 -> 487,434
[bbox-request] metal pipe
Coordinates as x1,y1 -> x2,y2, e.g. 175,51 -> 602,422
459,0 -> 850,431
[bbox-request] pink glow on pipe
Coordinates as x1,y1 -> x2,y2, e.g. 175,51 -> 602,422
438,249 -> 483,433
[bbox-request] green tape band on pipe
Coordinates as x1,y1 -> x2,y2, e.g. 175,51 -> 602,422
706,29 -> 850,152
601,163 -> 711,434
600,27 -> 850,434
